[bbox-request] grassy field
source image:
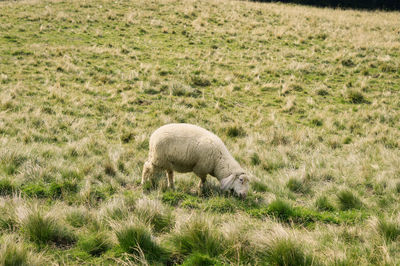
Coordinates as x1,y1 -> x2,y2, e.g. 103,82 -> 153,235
0,0 -> 400,264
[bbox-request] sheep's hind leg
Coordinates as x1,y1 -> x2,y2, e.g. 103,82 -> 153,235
166,170 -> 174,189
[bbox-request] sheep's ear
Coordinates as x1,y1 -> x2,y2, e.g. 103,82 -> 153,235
220,174 -> 236,191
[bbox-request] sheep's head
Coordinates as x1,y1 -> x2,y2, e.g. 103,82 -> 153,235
220,172 -> 249,199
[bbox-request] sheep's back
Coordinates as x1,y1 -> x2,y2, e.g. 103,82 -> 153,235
148,124 -> 224,172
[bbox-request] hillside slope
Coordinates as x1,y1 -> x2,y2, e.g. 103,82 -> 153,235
0,0 -> 399,264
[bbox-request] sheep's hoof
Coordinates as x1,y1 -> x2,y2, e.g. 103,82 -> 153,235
197,184 -> 205,196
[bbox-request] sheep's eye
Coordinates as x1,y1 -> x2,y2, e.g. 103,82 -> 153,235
239,177 -> 244,183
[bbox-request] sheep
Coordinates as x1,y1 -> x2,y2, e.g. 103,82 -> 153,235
141,123 -> 249,198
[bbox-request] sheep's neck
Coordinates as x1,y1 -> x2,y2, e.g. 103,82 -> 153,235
214,154 -> 243,180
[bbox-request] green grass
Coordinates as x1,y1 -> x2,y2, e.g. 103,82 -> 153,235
251,179 -> 269,192
181,252 -> 223,266
204,197 -> 236,213
21,184 -> 48,198
246,199 -> 365,225
0,0 -> 399,264
161,191 -> 188,206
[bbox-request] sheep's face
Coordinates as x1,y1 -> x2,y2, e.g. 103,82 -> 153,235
221,173 -> 249,199
232,173 -> 249,198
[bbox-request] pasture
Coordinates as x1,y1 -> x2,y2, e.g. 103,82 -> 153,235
0,0 -> 399,264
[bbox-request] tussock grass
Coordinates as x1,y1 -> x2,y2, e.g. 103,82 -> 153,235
267,199 -> 297,222
168,215 -> 224,259
116,223 -> 168,263
315,87 -> 329,96
337,190 -> 363,210
22,211 -> 76,247
135,198 -> 174,233
0,235 -> 44,266
104,161 -> 117,177
225,125 -> 246,138
0,151 -> 27,176
171,82 -> 201,98
286,177 -> 311,194
267,238 -> 317,266
377,218 -> 400,242
100,197 -> 129,221
250,152 -> 261,166
0,237 -> 26,266
346,89 -> 367,104
77,232 -> 112,256
0,178 -> 17,196
315,195 -> 335,212
0,204 -> 17,232
396,182 -> 400,194
66,208 -> 92,228
220,218 -> 267,264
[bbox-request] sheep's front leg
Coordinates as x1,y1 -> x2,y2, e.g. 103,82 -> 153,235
166,170 -> 174,189
141,161 -> 154,185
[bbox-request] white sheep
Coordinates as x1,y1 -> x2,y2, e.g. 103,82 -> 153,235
141,123 -> 249,198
